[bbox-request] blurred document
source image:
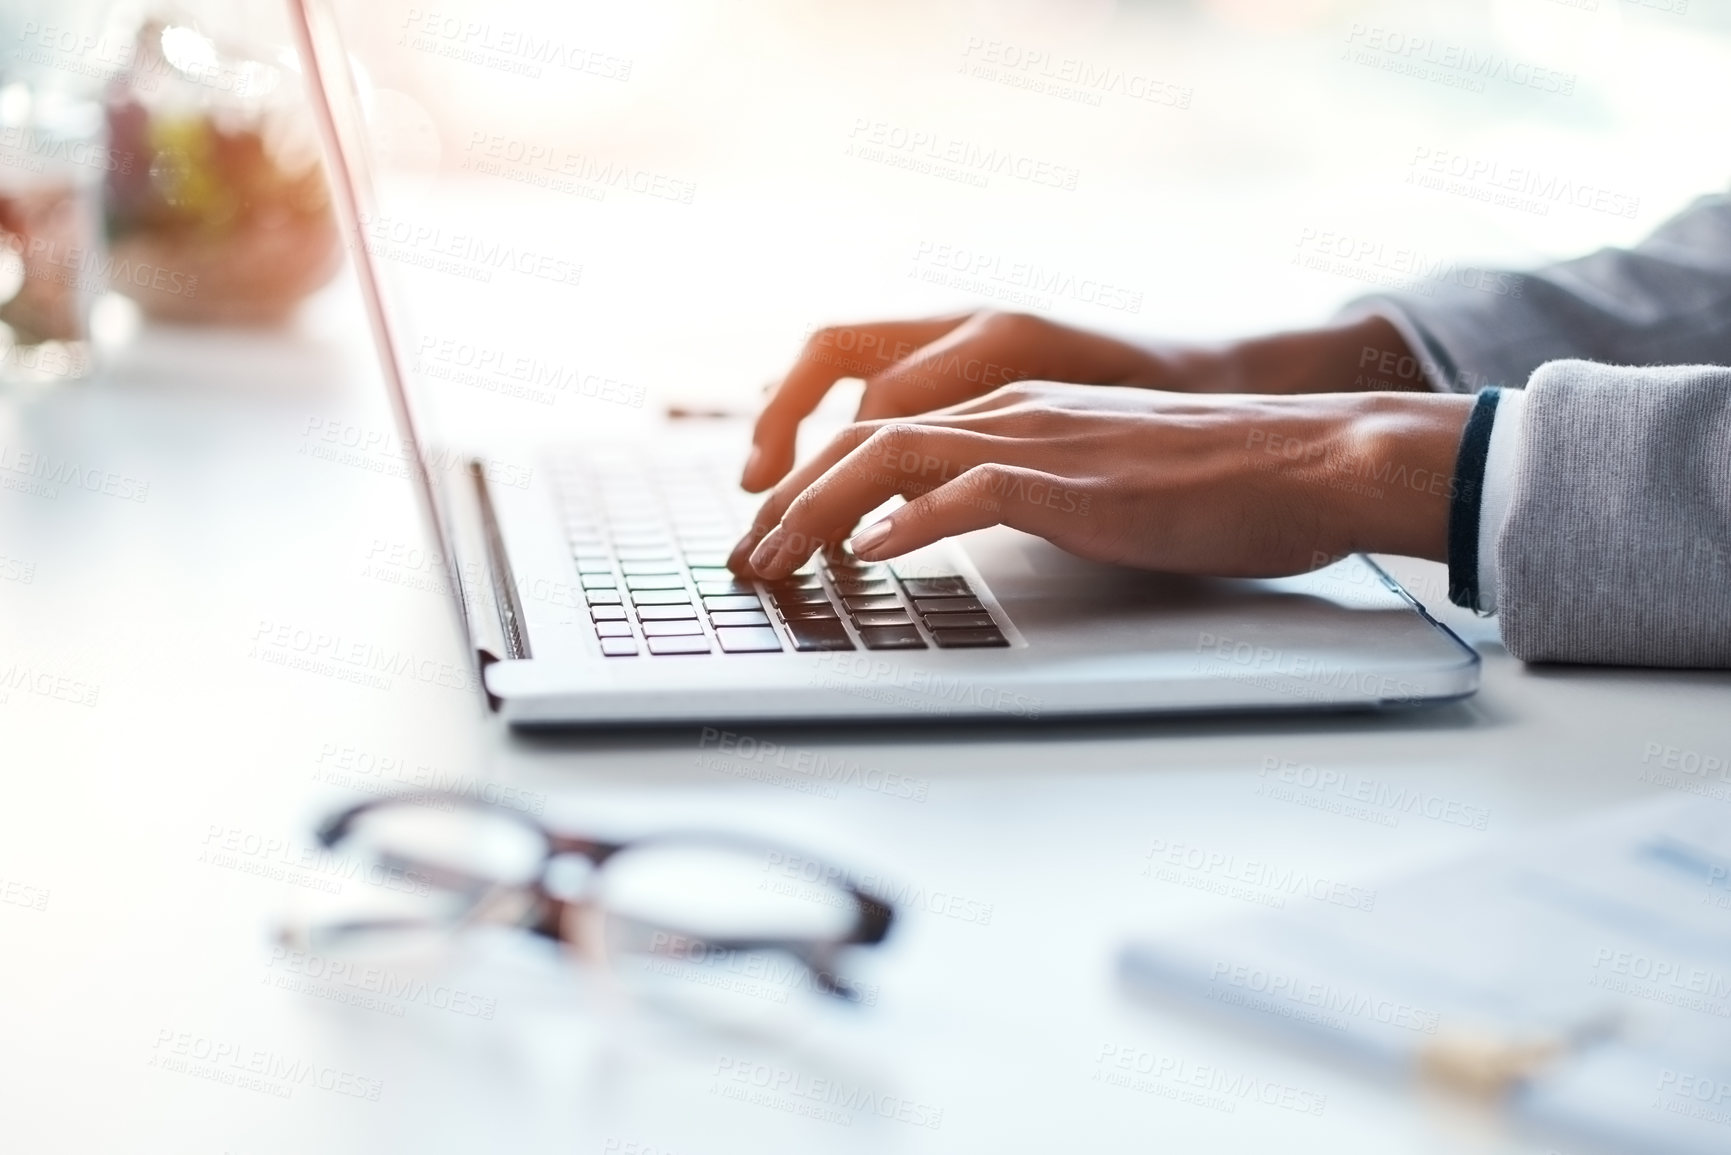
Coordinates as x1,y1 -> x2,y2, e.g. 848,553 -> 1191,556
1121,793 -> 1731,1154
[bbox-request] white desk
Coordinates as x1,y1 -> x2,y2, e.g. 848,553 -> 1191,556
1,295 -> 1728,1155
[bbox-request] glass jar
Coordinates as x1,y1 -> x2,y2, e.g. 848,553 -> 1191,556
103,0 -> 340,325
0,3 -> 115,383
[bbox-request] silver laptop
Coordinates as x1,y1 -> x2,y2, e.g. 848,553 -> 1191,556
289,0 -> 1479,727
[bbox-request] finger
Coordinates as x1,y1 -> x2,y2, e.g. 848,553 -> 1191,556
743,317 -> 971,491
851,317 -> 1037,422
856,311 -> 1161,426
730,422 -> 877,574
917,378 -> 1117,420
849,465 -> 1090,562
743,427 -> 1030,579
728,411 -> 1008,573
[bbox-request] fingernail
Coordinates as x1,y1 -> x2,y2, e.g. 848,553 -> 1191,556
850,519 -> 893,560
748,530 -> 785,574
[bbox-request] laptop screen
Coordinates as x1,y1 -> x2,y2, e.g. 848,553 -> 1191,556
288,0 -> 478,656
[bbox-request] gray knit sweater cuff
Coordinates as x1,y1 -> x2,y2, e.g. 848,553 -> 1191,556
1498,360 -> 1731,667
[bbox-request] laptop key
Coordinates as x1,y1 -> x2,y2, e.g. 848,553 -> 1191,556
778,603 -> 841,621
591,606 -> 628,621
648,635 -> 712,655
831,578 -> 894,597
913,596 -> 985,616
859,625 -> 926,650
773,587 -> 832,607
923,611 -> 995,630
621,560 -> 681,576
765,574 -> 823,590
716,626 -> 783,653
643,619 -> 705,637
600,638 -> 639,657
843,594 -> 903,613
852,610 -> 913,628
900,576 -> 973,598
632,589 -> 693,605
696,579 -> 757,597
827,561 -> 890,581
786,618 -> 855,651
703,595 -> 763,613
574,555 -> 615,573
594,621 -> 634,637
626,574 -> 688,590
684,552 -> 730,569
585,590 -> 623,605
637,604 -> 699,620
709,610 -> 771,627
580,573 -> 618,589
932,627 -> 1008,648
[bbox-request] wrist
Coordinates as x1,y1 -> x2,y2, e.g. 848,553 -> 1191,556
1332,393 -> 1476,561
1214,315 -> 1432,396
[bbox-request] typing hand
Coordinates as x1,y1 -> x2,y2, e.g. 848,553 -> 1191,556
740,312 -> 1430,494
740,311 -> 1179,492
729,382 -> 1473,580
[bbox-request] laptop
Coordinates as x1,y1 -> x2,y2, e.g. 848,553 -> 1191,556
288,0 -> 1479,726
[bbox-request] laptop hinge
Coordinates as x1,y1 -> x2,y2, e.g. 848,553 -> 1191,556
467,460 -> 530,663
441,460 -> 528,711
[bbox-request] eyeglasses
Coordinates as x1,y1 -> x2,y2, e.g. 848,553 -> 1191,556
283,791 -> 896,1005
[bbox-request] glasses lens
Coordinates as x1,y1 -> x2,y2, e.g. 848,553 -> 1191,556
587,841 -> 874,1021
599,840 -> 859,946
343,800 -> 549,892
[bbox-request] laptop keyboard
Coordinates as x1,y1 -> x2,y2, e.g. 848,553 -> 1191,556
551,455 -> 1010,658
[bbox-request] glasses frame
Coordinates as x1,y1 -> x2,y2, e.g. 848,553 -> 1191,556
312,791 -> 895,1001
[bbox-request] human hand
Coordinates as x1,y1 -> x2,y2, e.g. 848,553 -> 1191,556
741,312 -> 1428,493
729,382 -> 1473,581
742,312 -> 1191,492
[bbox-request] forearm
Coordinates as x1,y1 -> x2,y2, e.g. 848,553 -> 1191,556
1150,315 -> 1435,396
1337,193 -> 1731,392
1241,390 -> 1474,562
1150,192 -> 1731,396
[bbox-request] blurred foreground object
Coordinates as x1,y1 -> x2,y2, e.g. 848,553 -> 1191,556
0,79 -> 107,383
280,791 -> 897,1028
104,2 -> 338,325
1122,794 -> 1731,1154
